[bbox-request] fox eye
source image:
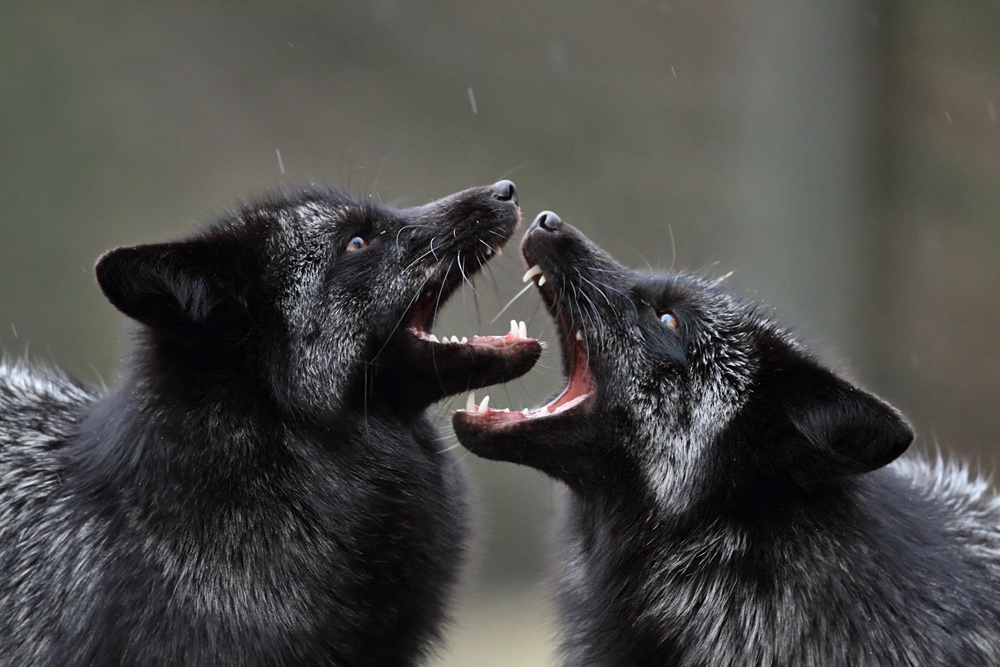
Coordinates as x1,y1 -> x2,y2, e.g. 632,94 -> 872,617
659,312 -> 678,329
345,237 -> 367,252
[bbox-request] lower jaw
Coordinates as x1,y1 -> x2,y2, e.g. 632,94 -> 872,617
456,345 -> 594,427
459,392 -> 592,427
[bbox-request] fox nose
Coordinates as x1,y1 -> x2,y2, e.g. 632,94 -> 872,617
492,180 -> 518,206
529,211 -> 562,233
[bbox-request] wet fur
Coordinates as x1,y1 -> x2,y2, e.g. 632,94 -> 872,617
0,184 -> 530,666
456,217 -> 1000,666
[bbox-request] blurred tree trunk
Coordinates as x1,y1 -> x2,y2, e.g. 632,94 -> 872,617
728,1 -> 875,361
869,0 -> 1000,456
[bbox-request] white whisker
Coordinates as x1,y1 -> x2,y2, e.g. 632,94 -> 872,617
490,282 -> 536,324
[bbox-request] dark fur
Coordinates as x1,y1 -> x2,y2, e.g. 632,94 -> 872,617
0,182 -> 539,666
455,213 -> 1000,666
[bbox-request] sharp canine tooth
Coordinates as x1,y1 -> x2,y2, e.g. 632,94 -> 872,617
495,247 -> 502,256
540,405 -> 550,415
522,265 -> 543,283
537,275 -> 547,287
461,337 -> 468,344
479,395 -> 490,412
451,336 -> 460,343
518,321 -> 527,339
466,392 -> 475,412
510,320 -> 519,337
576,331 -> 583,341
429,334 -> 439,343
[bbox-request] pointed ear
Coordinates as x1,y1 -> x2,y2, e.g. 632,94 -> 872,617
95,240 -> 247,330
761,351 -> 914,487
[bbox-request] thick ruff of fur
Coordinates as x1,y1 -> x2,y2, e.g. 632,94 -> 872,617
0,182 -> 540,666
455,212 -> 1000,667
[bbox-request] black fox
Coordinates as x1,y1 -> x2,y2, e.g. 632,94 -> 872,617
455,211 -> 1000,666
0,181 -> 541,666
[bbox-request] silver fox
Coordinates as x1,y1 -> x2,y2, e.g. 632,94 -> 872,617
0,182 -> 541,666
456,211 -> 1000,667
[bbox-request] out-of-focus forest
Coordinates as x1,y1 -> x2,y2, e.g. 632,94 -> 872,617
1,2 -> 998,664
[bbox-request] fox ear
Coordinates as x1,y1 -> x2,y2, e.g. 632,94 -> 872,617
96,240 -> 247,330
761,351 -> 914,487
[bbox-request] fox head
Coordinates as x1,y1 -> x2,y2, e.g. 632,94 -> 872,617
96,182 -> 541,423
455,212 -> 913,511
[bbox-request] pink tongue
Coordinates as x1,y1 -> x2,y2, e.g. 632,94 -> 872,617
409,329 -> 537,347
546,342 -> 592,409
467,331 -> 532,347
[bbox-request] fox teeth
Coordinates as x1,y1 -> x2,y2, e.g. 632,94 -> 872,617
428,334 -> 440,343
478,395 -> 490,412
518,321 -> 527,339
450,336 -> 461,343
537,276 -> 547,287
495,247 -> 502,256
460,337 -> 468,344
539,405 -> 550,415
522,265 -> 543,283
576,331 -> 584,341
466,392 -> 476,412
510,319 -> 520,337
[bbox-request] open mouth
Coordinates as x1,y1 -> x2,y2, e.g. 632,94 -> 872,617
401,247 -> 542,364
454,259 -> 595,428
368,180 -> 547,410
376,227 -> 544,410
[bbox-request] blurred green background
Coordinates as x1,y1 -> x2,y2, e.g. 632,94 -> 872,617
2,2 -> 999,664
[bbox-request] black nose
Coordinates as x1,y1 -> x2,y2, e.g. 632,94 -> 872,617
492,180 -> 518,206
530,210 -> 562,233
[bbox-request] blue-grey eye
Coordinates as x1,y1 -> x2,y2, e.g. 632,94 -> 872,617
659,312 -> 678,329
346,237 -> 367,252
